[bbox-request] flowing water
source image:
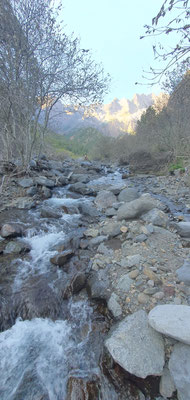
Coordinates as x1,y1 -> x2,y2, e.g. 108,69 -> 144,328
0,168 -> 184,399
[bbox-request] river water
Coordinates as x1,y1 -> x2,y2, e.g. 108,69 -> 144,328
0,168 -> 184,399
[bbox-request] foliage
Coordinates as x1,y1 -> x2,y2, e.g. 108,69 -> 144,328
162,59 -> 190,93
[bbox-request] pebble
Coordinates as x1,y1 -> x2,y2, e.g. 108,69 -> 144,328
128,269 -> 139,279
138,293 -> 150,304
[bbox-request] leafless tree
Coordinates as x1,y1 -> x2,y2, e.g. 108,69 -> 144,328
0,0 -> 110,165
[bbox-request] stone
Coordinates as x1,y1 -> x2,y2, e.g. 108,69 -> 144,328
101,221 -> 122,238
117,194 -> 158,221
108,293 -> 122,318
153,292 -> 165,300
143,267 -> 161,284
4,241 -> 31,255
78,203 -> 99,217
84,228 -> 99,238
118,188 -> 140,203
86,272 -> 110,300
1,223 -> 22,239
122,254 -> 141,268
105,208 -> 117,217
174,222 -> 190,238
138,293 -> 149,304
134,233 -> 148,243
105,310 -> 165,379
40,207 -> 62,219
69,182 -> 94,196
169,343 -> 190,400
42,186 -> 52,199
18,178 -> 34,188
148,305 -> 190,345
89,236 -> 108,247
159,367 -> 176,399
176,259 -> 190,285
94,190 -> 117,209
142,208 -> 168,228
50,250 -> 73,267
128,269 -> 139,279
26,186 -> 38,196
35,176 -> 55,188
116,274 -> 133,292
63,273 -> 86,298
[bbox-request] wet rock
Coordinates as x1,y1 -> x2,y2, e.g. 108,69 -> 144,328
105,310 -> 164,379
57,176 -> 68,185
108,293 -> 122,318
159,366 -> 176,399
40,207 -> 62,219
18,178 -> 34,188
62,205 -> 80,215
142,208 -> 168,228
86,271 -> 110,300
35,176 -> 55,188
1,223 -> 23,239
118,187 -> 139,202
78,203 -> 99,217
94,190 -> 117,209
148,304 -> 190,344
4,240 -> 31,255
176,259 -> 190,285
174,221 -> 190,238
169,343 -> 190,400
63,273 -> 86,298
117,194 -> 158,221
15,277 -> 62,320
66,376 -> 100,400
50,250 -> 74,267
69,182 -> 94,196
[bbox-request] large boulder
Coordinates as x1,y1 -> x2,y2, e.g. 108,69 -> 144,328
148,304 -> 190,345
118,188 -> 139,203
105,310 -> 164,379
94,190 -> 117,209
169,343 -> 190,400
117,194 -> 158,221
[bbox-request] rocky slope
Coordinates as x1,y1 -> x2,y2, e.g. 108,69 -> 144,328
0,158 -> 190,399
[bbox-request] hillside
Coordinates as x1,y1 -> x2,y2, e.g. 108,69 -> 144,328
41,93 -> 159,137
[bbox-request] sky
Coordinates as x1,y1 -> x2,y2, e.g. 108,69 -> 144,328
59,0 -> 175,103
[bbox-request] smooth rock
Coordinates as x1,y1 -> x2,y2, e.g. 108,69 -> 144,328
1,224 -> 22,239
50,250 -> 73,267
138,293 -> 149,304
116,274 -> 133,292
4,241 -> 31,255
117,194 -> 159,221
105,310 -> 165,379
35,176 -> 55,188
40,207 -> 62,219
142,208 -> 168,228
118,188 -> 139,203
94,190 -> 117,209
159,367 -> 176,399
149,304 -> 190,345
176,259 -> 190,285
174,222 -> 190,238
101,221 -> 122,238
169,343 -> 190,400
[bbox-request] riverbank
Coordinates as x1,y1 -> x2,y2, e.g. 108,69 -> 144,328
0,157 -> 190,399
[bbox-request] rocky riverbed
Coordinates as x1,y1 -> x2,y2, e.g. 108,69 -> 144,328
0,157 -> 190,399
